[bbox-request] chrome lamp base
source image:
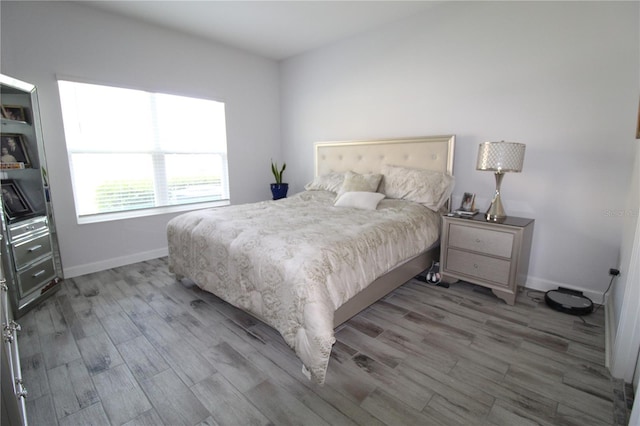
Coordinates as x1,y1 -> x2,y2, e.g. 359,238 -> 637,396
486,172 -> 507,223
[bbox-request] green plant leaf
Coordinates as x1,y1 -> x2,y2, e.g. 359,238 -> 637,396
271,160 -> 285,183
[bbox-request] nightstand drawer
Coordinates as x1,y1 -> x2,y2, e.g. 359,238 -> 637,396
448,224 -> 513,258
446,248 -> 511,287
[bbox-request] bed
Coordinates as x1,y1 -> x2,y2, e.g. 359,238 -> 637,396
167,135 -> 455,384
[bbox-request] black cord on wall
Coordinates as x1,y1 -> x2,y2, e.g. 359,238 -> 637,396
592,275 -> 616,315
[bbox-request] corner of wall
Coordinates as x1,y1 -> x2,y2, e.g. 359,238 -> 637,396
606,293 -> 616,370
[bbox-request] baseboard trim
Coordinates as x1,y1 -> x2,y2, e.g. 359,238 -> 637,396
605,294 -> 615,370
524,275 -> 605,304
63,248 -> 169,278
65,260 -> 609,307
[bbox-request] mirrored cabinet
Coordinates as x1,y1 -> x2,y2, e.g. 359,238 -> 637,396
1,73 -> 63,319
1,261 -> 28,426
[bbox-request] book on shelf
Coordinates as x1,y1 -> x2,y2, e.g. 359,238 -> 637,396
1,162 -> 25,170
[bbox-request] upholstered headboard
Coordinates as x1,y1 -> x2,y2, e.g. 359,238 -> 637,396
314,135 -> 455,177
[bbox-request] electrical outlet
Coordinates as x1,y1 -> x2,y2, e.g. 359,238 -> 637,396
609,268 -> 620,276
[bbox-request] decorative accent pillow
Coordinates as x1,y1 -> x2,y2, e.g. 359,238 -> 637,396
380,164 -> 455,211
304,172 -> 345,193
334,191 -> 385,210
336,171 -> 383,198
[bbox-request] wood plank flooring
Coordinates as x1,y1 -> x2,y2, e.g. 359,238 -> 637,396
17,257 -> 621,425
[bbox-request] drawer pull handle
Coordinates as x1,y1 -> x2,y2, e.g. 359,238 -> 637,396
32,270 -> 46,278
475,238 -> 482,243
28,245 -> 43,252
2,321 -> 19,343
15,379 -> 28,399
473,264 -> 479,269
3,328 -> 14,343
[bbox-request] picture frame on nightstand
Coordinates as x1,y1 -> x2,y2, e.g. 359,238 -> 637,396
455,192 -> 478,216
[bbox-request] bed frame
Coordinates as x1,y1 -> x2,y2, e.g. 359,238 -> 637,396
314,135 -> 455,327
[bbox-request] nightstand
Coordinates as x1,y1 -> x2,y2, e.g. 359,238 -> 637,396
440,214 -> 534,305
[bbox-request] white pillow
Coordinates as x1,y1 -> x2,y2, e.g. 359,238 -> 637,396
380,164 -> 455,211
336,171 -> 383,197
304,172 -> 345,193
334,191 -> 385,210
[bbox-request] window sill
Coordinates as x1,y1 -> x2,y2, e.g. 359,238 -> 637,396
77,200 -> 230,224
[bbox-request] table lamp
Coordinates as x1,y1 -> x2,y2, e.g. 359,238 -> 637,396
476,141 -> 526,222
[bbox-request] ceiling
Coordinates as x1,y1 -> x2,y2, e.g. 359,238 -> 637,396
85,1 -> 440,60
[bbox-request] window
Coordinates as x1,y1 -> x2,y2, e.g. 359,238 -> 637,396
58,80 -> 229,223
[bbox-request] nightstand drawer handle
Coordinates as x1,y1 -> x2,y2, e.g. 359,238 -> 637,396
28,244 -> 43,252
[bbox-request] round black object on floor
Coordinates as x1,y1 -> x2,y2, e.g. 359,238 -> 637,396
545,288 -> 594,316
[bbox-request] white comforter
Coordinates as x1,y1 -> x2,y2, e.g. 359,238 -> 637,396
167,190 -> 440,384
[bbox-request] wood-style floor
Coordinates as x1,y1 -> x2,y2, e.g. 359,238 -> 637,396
18,257 -> 619,425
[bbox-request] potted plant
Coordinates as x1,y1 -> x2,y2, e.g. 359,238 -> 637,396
270,160 -> 288,200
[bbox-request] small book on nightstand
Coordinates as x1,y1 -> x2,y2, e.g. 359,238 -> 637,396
454,209 -> 479,217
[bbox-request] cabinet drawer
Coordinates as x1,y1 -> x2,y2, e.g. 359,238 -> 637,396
8,216 -> 48,242
17,257 -> 56,297
12,231 -> 52,270
446,248 -> 511,287
448,224 -> 513,258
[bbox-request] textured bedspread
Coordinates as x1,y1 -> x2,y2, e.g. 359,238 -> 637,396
166,190 -> 440,384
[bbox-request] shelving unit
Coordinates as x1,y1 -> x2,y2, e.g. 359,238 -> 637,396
0,73 -> 63,319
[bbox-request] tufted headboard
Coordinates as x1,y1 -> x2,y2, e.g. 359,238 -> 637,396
314,135 -> 455,177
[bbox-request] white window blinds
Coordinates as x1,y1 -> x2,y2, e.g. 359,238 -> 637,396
58,80 -> 229,220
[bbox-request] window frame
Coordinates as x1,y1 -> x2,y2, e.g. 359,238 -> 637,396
57,78 -> 231,223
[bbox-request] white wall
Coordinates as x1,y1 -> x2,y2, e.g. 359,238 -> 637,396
280,1 -> 639,300
0,2 -> 281,277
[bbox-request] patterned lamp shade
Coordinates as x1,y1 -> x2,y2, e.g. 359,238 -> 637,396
476,142 -> 526,173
